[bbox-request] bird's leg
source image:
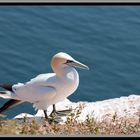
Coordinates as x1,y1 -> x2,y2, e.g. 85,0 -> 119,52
50,104 -> 72,117
50,104 -> 61,117
44,110 -> 48,120
43,110 -> 62,124
44,110 -> 53,124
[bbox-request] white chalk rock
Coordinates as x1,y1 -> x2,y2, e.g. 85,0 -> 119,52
13,95 -> 140,124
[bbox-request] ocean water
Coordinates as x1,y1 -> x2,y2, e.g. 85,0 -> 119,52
0,6 -> 140,118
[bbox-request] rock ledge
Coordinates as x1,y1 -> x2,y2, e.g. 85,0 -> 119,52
14,94 -> 140,123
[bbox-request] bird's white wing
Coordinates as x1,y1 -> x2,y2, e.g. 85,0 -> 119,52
12,73 -> 57,102
12,84 -> 56,103
25,73 -> 56,86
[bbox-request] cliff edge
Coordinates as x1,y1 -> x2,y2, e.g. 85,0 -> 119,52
14,94 -> 140,124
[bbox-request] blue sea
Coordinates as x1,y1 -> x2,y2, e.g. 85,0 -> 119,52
0,6 -> 140,118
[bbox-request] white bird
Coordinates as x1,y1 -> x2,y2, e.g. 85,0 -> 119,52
0,52 -> 89,122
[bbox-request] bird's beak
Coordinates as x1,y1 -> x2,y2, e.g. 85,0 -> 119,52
67,60 -> 89,70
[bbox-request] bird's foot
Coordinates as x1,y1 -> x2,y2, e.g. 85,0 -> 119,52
50,108 -> 72,117
45,116 -> 63,124
55,109 -> 72,116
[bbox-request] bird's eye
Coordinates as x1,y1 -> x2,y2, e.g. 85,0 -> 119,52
65,60 -> 74,64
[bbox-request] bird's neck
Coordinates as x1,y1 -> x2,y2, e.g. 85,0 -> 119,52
57,67 -> 79,87
63,67 -> 78,77
53,66 -> 78,79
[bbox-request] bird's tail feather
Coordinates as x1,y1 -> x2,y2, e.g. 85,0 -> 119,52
0,99 -> 23,113
0,90 -> 24,114
0,91 -> 12,99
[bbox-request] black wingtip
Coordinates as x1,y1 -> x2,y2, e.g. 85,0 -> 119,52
0,99 -> 21,114
0,83 -> 13,92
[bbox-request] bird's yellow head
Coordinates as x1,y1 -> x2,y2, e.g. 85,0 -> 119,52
51,52 -> 89,75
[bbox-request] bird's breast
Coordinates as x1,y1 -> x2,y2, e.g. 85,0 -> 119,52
55,69 -> 79,100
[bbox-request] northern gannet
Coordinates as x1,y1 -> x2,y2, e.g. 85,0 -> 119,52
0,52 -> 89,122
